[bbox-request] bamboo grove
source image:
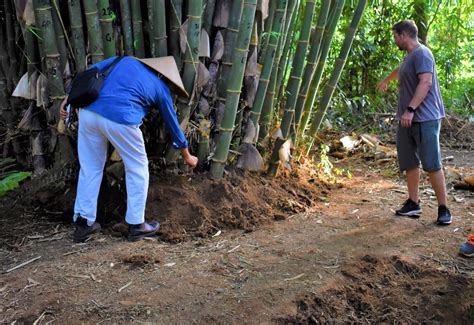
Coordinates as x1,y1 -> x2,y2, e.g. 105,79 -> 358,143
0,0 -> 367,180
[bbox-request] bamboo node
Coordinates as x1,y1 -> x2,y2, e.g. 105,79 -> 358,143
219,127 -> 234,132
187,15 -> 201,19
211,158 -> 227,164
37,6 -> 53,11
85,11 -> 99,15
45,54 -> 61,59
227,90 -> 242,94
227,28 -> 239,33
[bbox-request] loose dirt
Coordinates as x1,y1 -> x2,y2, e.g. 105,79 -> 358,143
0,145 -> 472,324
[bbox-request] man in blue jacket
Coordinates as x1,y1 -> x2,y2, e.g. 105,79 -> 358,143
61,56 -> 197,242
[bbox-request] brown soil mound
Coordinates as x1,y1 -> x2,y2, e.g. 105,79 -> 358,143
279,255 -> 472,324
0,167 -> 322,244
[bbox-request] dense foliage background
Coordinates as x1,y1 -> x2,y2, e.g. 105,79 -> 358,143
317,0 -> 473,130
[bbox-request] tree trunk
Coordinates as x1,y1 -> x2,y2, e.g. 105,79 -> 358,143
414,0 -> 428,45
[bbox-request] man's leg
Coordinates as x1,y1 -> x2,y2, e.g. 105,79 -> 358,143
101,121 -> 149,225
419,120 -> 451,224
406,167 -> 420,202
395,124 -> 422,216
428,169 -> 448,206
74,109 -> 108,225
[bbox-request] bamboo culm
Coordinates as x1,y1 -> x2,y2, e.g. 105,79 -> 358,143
131,0 -> 145,58
292,0 -> 331,140
258,0 -> 298,143
249,0 -> 287,131
119,0 -> 134,55
165,0 -> 203,161
67,0 -> 87,72
98,0 -> 116,58
308,0 -> 367,138
168,0 -> 183,66
152,0 -> 167,57
82,0 -> 105,63
268,0 -> 317,176
51,0 -> 68,73
210,0 -> 258,179
299,0 -> 345,137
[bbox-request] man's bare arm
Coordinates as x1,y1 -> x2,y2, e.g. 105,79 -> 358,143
377,66 -> 400,92
408,72 -> 432,109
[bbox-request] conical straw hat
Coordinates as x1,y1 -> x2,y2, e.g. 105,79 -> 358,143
135,56 -> 189,98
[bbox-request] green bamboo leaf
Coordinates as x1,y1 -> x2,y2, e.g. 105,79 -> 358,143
0,172 -> 32,197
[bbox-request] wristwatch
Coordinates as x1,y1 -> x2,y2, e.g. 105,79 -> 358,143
406,106 -> 416,113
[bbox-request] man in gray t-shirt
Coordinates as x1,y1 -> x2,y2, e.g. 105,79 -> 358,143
378,20 -> 452,225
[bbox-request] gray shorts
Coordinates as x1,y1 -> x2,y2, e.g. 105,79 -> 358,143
396,119 -> 442,172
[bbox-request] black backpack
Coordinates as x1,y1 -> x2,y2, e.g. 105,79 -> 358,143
67,56 -> 124,108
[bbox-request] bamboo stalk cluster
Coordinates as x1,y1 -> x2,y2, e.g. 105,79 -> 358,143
0,0 -> 366,179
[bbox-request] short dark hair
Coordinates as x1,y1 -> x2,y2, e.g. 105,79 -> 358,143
392,20 -> 418,39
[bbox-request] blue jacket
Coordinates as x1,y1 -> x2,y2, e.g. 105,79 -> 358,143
85,56 -> 188,149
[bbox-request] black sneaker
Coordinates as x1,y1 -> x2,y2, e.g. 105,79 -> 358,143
128,221 -> 160,242
396,199 -> 422,216
436,205 -> 452,225
73,217 -> 101,243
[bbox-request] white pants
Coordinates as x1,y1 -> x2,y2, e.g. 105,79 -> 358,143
74,109 -> 149,225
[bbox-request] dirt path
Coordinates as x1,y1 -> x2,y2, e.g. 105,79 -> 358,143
1,152 -> 473,324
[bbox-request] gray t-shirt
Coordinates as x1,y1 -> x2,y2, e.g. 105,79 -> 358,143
397,44 -> 445,122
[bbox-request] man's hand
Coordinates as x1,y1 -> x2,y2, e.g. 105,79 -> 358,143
377,79 -> 389,92
377,67 -> 399,92
184,155 -> 198,169
59,97 -> 69,120
180,148 -> 198,169
400,111 -> 414,128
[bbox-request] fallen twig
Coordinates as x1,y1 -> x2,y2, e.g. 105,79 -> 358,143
227,245 -> 240,253
284,273 -> 305,281
118,281 -> 133,293
33,310 -> 51,325
67,274 -> 91,280
6,256 -> 42,273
